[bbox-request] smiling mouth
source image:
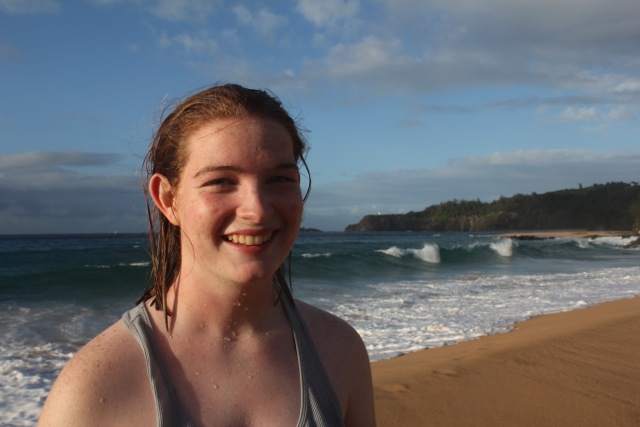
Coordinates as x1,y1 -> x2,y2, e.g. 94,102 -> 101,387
225,232 -> 273,246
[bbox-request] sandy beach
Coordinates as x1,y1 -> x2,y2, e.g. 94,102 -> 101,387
372,296 -> 640,426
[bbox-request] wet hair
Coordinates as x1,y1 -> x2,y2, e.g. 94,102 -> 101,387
137,83 -> 310,327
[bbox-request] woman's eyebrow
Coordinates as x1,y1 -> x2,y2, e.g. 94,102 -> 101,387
273,162 -> 299,171
193,162 -> 298,178
193,165 -> 240,178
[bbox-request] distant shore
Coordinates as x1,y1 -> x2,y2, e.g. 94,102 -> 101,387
372,297 -> 640,426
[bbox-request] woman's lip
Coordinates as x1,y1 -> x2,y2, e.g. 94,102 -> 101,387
225,231 -> 274,246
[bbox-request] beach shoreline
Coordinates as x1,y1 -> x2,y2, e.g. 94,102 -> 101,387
498,229 -> 635,238
371,296 -> 640,426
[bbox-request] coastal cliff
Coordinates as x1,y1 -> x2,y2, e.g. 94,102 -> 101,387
346,182 -> 640,233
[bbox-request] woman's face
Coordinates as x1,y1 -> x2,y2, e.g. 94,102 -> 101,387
168,116 -> 303,287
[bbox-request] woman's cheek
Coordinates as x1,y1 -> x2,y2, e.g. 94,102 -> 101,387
188,197 -> 223,228
287,195 -> 304,215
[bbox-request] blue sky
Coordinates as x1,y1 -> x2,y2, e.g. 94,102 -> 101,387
1,0 -> 639,233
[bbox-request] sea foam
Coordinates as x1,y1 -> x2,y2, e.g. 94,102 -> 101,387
378,243 -> 441,263
490,238 -> 514,257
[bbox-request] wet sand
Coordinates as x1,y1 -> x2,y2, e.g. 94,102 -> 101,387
372,297 -> 640,426
500,229 -> 634,238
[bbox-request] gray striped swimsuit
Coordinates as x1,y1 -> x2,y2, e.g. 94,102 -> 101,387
122,297 -> 345,427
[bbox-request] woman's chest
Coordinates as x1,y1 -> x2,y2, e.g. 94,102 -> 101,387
165,335 -> 302,426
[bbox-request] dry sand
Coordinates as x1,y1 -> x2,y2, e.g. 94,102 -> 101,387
372,297 -> 640,426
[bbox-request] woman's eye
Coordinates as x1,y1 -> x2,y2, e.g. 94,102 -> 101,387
205,178 -> 233,186
272,176 -> 292,183
270,175 -> 300,184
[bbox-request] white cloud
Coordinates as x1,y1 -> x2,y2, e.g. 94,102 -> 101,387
603,106 -> 637,121
221,28 -> 240,45
561,73 -> 640,101
90,0 -> 219,22
150,0 -> 219,22
556,105 -> 637,123
611,79 -> 640,94
284,0 -> 640,112
461,149 -> 617,167
232,5 -> 288,40
0,152 -> 121,171
416,0 -> 640,50
324,36 -> 406,77
0,0 -> 59,13
558,107 -> 599,122
108,0 -> 639,121
158,31 -> 219,56
296,0 -> 359,27
90,0 -> 122,4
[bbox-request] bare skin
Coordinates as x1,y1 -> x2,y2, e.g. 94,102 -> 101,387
38,117 -> 376,427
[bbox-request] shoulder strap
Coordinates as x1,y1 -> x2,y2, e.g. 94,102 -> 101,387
281,297 -> 345,427
122,304 -> 195,427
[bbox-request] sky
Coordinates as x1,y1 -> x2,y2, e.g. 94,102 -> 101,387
1,0 -> 639,234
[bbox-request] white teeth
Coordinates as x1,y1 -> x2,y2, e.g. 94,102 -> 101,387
226,232 -> 272,246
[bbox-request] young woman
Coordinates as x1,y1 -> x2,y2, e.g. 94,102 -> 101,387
38,84 -> 376,426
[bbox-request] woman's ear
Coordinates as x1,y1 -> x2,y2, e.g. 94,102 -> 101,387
149,173 -> 180,226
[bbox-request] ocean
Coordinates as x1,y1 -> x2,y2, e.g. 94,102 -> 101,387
2,231 -> 639,426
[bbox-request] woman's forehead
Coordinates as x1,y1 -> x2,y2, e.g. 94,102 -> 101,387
183,117 -> 296,168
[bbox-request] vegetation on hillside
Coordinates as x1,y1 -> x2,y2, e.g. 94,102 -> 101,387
345,182 -> 640,232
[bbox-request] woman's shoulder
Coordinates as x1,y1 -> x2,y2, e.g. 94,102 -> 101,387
294,299 -> 363,346
293,299 -> 370,377
294,299 -> 376,426
38,319 -> 154,427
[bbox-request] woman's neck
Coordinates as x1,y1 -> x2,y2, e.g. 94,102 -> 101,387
162,272 -> 284,339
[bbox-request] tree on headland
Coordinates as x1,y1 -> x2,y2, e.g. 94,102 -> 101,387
345,182 -> 640,232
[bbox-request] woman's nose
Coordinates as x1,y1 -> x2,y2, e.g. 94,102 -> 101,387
236,182 -> 273,221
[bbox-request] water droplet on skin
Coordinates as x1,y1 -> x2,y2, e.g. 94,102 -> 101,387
195,371 -> 200,376
248,375 -> 253,379
223,337 -> 231,342
213,384 -> 219,389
